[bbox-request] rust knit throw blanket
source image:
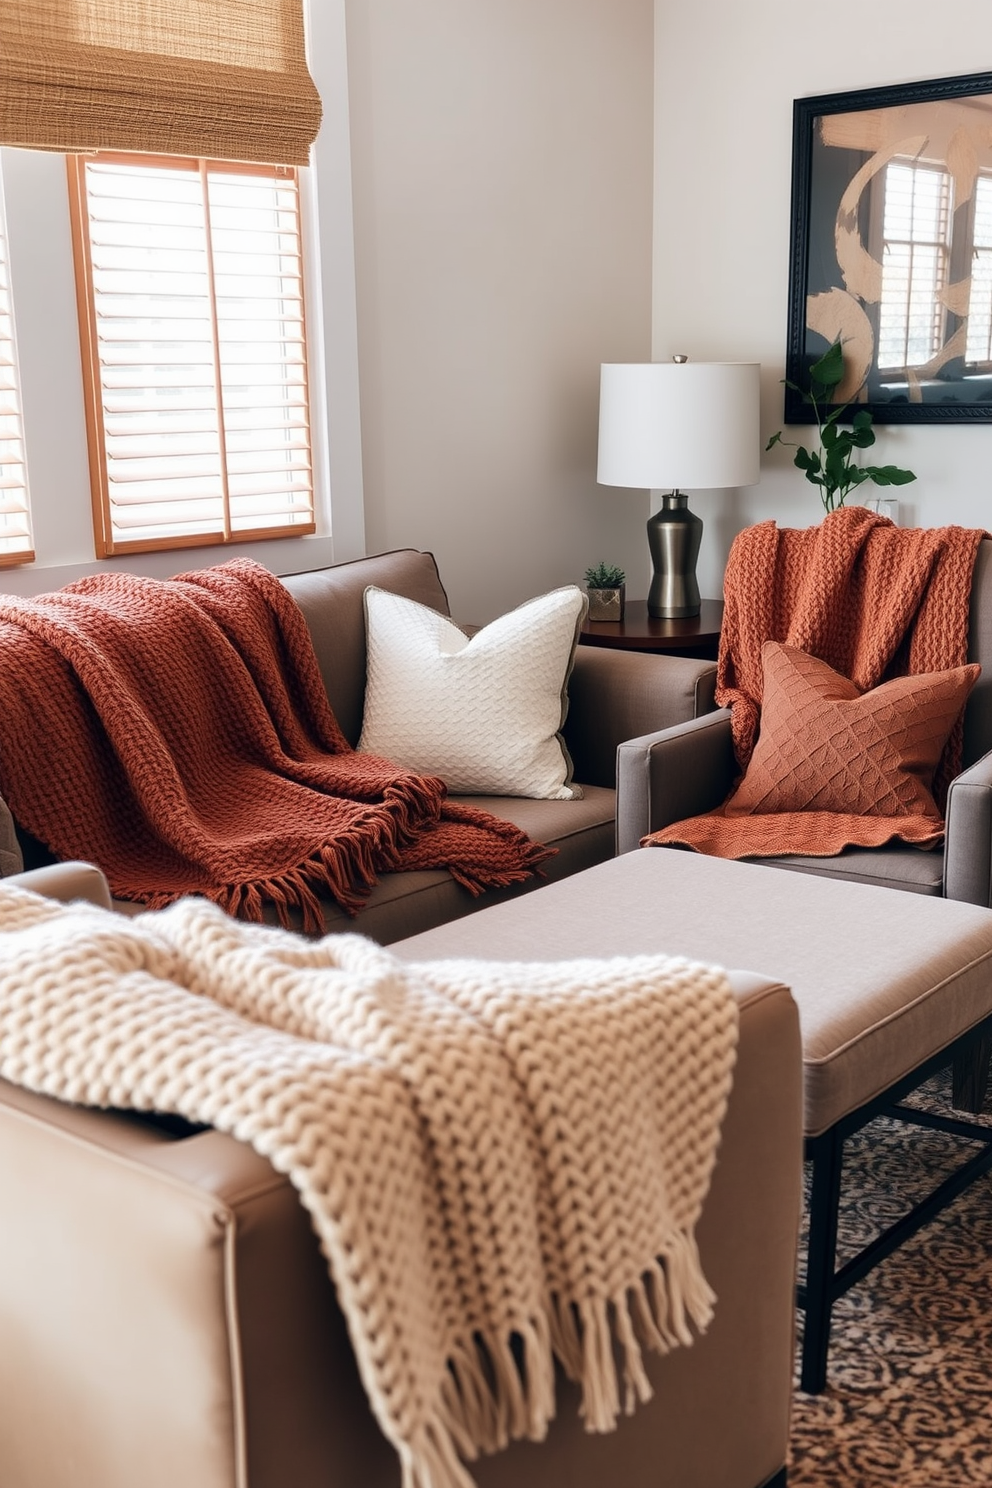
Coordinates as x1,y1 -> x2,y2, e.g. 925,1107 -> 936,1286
647,506 -> 985,860
0,560 -> 552,926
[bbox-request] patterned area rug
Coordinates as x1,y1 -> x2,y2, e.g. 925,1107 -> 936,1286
789,1074 -> 992,1486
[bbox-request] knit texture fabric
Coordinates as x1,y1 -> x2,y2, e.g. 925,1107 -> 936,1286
646,507 -> 985,860
0,560 -> 552,927
0,884 -> 740,1488
675,642 -> 980,859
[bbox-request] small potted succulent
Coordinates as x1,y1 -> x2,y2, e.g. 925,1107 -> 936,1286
584,562 -> 626,622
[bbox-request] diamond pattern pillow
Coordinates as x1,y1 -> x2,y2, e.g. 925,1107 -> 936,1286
357,585 -> 587,798
725,641 -> 980,822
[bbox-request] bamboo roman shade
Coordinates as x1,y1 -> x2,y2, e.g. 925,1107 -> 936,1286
0,0 -> 322,166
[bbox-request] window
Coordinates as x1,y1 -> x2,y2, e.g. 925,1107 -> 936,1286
68,153 -> 315,557
0,170 -> 34,567
877,161 -> 953,373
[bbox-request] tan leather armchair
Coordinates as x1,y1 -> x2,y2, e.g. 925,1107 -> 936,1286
0,863 -> 801,1488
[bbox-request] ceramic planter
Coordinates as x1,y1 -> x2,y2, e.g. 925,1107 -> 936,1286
586,585 -> 625,622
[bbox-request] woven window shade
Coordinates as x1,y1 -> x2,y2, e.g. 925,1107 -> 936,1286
0,0 -> 322,166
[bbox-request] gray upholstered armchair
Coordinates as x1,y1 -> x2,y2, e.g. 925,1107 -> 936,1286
617,539 -> 992,898
615,537 -> 992,1104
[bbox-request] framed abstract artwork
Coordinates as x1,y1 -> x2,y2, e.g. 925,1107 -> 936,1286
786,70 -> 992,423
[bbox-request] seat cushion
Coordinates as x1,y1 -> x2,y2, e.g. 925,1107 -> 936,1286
745,844 -> 945,896
393,847 -> 992,1137
109,787 -> 618,945
305,789 -> 615,942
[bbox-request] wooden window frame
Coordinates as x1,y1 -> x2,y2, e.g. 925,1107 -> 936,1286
68,151 -> 316,558
0,170 -> 34,569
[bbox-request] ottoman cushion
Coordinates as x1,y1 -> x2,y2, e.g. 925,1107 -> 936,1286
394,849 -> 992,1137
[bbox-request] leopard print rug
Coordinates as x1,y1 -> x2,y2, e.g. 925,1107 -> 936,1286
789,1073 -> 992,1486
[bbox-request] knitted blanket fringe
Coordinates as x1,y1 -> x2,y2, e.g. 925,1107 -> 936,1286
0,885 -> 739,1488
647,508 -> 985,860
0,560 -> 552,926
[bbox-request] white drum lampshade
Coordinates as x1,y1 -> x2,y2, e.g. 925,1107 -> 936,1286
598,359 -> 760,617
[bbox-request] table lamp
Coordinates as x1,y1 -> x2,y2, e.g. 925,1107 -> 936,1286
597,356 -> 761,617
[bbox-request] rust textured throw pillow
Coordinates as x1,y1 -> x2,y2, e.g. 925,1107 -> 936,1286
725,641 -> 981,823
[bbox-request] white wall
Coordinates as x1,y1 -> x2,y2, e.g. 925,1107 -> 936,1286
0,6 -> 655,615
344,0 -> 655,623
654,0 -> 992,603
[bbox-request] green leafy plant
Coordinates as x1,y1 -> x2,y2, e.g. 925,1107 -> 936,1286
766,341 -> 916,513
584,562 -> 626,589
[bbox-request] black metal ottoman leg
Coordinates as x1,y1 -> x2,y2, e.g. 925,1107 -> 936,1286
800,1124 -> 843,1394
951,1023 -> 992,1113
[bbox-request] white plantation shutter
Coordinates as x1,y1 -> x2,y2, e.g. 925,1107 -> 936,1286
0,175 -> 34,566
69,154 -> 315,556
877,162 -> 952,372
965,175 -> 992,366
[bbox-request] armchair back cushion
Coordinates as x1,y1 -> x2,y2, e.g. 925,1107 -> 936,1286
281,550 -> 451,747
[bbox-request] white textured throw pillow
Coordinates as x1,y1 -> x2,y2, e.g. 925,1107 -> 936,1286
358,585 -> 587,798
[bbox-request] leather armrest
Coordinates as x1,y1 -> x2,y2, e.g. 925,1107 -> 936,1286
564,648 -> 717,788
944,750 -> 992,906
615,709 -> 736,854
6,860 -> 113,909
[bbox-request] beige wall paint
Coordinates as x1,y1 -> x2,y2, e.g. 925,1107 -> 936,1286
654,0 -> 992,603
345,0 -> 654,623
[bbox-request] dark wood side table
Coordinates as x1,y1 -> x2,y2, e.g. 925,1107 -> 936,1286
578,598 -> 724,661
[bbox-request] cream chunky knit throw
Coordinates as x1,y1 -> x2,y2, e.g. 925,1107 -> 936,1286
0,885 -> 739,1488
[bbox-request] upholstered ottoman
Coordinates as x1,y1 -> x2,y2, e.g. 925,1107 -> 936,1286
395,848 -> 992,1395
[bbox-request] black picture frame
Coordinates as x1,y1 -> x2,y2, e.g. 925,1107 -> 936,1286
786,70 -> 992,424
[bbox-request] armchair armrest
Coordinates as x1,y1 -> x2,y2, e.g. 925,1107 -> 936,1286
615,708 -> 736,854
0,794 -> 22,877
563,647 -> 717,788
944,750 -> 992,906
6,860 -> 113,910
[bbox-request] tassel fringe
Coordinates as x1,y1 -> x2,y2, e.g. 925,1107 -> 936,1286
399,1230 -> 714,1486
116,774 -> 552,927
